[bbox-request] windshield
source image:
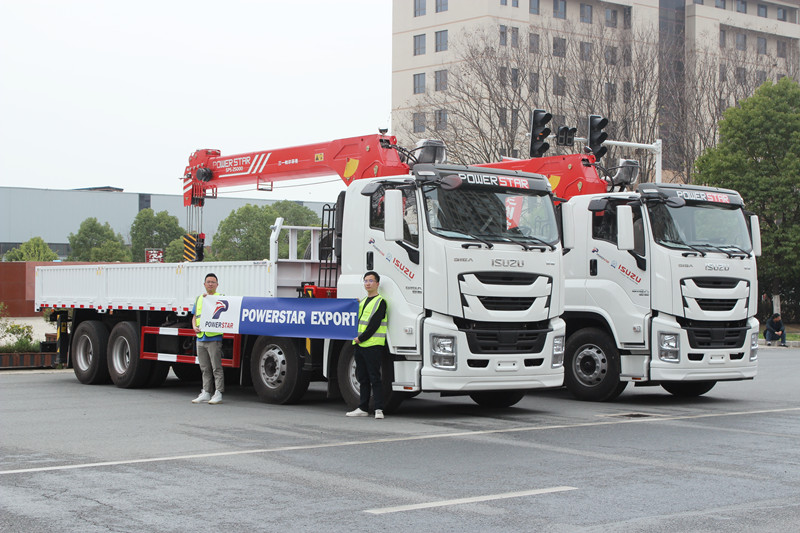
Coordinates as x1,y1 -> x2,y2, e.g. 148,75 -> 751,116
422,185 -> 559,246
648,202 -> 752,253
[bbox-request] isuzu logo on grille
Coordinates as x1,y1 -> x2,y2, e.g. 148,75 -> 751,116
491,259 -> 525,268
705,263 -> 730,271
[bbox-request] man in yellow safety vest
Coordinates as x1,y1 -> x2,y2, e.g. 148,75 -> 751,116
346,271 -> 388,419
191,273 -> 225,405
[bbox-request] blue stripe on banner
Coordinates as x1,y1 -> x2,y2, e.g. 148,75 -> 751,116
238,297 -> 359,340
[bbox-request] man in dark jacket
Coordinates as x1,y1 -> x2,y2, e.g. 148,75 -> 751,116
765,313 -> 788,347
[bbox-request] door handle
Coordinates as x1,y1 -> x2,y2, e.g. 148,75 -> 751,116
590,258 -> 597,276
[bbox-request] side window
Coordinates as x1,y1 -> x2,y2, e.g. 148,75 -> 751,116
592,209 -> 617,244
632,205 -> 645,256
369,186 -> 419,247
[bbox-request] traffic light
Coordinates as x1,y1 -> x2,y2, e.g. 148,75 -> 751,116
588,114 -> 608,160
529,109 -> 552,158
556,126 -> 577,146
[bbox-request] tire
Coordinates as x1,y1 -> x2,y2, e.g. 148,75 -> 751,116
337,344 -> 406,413
250,336 -> 309,404
107,321 -> 153,388
469,390 -> 526,408
661,381 -> 716,397
71,320 -> 111,385
172,362 -> 202,382
565,328 -> 627,402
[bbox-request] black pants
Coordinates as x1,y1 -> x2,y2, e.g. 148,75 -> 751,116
354,344 -> 384,411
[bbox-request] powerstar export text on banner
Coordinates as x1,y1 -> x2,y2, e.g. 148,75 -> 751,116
197,296 -> 359,340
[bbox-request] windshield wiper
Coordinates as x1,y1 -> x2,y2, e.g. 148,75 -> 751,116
436,229 -> 494,249
661,239 -> 706,257
719,244 -> 751,258
490,235 -> 554,251
694,243 -> 734,258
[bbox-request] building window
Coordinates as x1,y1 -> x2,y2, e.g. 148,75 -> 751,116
513,0 -> 519,6
530,0 -> 540,14
605,46 -> 618,64
511,68 -> 520,88
436,0 -> 448,12
756,70 -> 767,84
623,46 -> 631,66
757,4 -> 767,17
511,27 -> 519,47
580,41 -> 593,61
500,25 -> 507,46
435,70 -> 448,91
414,34 -> 426,55
735,67 -> 746,82
499,107 -> 507,127
605,82 -> 616,102
736,33 -> 746,51
606,8 -> 618,27
716,0 -> 725,8
694,0 -> 703,4
719,63 -> 727,82
777,7 -> 787,20
579,79 -> 592,99
499,66 -> 508,85
530,72 -> 540,93
414,0 -> 426,17
413,73 -> 425,94
719,28 -> 726,48
435,30 -> 448,52
736,0 -> 746,13
529,33 -> 540,52
580,3 -> 592,23
553,37 -> 567,57
757,37 -> 767,55
501,0 -> 507,4
777,40 -> 787,58
413,113 -> 426,133
623,7 -> 632,28
623,80 -> 632,102
435,109 -> 447,130
554,0 -> 566,19
554,75 -> 566,96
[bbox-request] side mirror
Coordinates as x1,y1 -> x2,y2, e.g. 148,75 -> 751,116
750,214 -> 761,257
384,189 -> 404,242
617,205 -> 634,251
561,202 -> 575,250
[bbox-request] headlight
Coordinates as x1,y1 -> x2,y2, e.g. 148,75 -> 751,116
658,332 -> 679,362
552,335 -> 565,368
750,332 -> 758,361
431,334 -> 457,370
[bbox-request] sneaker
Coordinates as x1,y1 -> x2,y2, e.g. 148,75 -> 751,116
766,342 -> 772,346
780,343 -> 788,347
346,408 -> 368,417
375,409 -> 384,419
208,391 -> 223,405
192,390 -> 211,403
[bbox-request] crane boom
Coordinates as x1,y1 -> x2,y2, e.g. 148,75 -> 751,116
182,134 -> 410,207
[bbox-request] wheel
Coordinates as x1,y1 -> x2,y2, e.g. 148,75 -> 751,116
564,328 -> 627,401
661,381 -> 716,397
336,344 -> 406,413
250,336 -> 309,404
107,321 -> 153,388
469,390 -> 526,408
172,362 -> 202,382
71,320 -> 111,384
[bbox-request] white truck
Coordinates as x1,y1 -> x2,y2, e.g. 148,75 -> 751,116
37,135 -> 566,411
558,182 -> 761,400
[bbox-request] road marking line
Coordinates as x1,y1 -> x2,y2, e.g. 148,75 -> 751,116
2,406 -> 798,476
364,486 -> 578,515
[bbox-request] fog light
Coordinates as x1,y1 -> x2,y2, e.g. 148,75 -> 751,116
431,334 -> 457,370
658,332 -> 679,362
750,332 -> 758,361
552,335 -> 565,368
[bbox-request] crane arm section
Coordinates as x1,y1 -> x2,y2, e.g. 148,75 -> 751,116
183,134 -> 410,207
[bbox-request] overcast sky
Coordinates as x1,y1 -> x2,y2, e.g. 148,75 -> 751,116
0,0 -> 393,203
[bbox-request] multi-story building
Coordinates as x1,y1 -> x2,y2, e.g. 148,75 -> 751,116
391,0 -> 798,177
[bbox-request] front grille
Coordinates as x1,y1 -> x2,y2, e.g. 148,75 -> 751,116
478,296 -> 535,311
690,277 -> 741,289
454,319 -> 550,354
694,298 -> 737,311
678,318 -> 748,349
473,272 -> 538,285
